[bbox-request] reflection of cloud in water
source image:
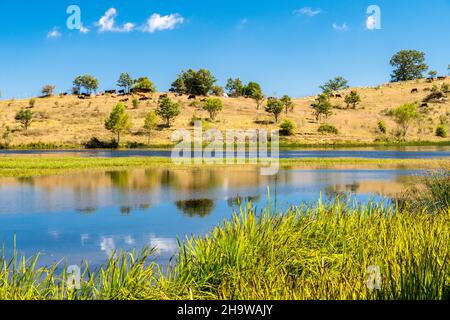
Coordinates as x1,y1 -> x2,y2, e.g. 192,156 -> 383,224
100,237 -> 115,256
81,233 -> 90,246
148,235 -> 178,254
124,235 -> 136,245
48,229 -> 61,240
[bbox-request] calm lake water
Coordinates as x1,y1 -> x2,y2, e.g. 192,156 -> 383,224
1,145 -> 450,159
0,166 -> 425,267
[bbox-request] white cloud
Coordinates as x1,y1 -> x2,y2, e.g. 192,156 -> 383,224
97,8 -> 135,33
142,13 -> 184,33
98,8 -> 116,31
122,22 -> 135,32
332,23 -> 349,31
79,23 -> 90,34
47,27 -> 61,39
294,7 -> 322,17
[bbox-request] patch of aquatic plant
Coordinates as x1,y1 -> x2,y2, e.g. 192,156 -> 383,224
0,156 -> 448,177
1,198 -> 449,300
401,169 -> 450,212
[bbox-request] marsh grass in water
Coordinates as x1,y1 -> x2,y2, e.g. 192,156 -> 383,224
1,198 -> 449,300
401,169 -> 450,212
0,156 -> 448,177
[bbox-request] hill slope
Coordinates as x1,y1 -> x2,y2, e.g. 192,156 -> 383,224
0,78 -> 449,148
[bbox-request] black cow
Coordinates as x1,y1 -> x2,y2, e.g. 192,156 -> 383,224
334,94 -> 342,98
188,95 -> 196,100
411,88 -> 419,94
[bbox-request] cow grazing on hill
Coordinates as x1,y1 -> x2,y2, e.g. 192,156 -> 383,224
411,88 -> 419,94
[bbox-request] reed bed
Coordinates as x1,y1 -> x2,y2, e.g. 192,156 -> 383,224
1,199 -> 449,300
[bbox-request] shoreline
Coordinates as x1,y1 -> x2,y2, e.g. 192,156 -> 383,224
0,156 -> 448,177
1,140 -> 450,151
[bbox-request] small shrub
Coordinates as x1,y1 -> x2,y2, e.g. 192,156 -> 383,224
318,124 -> 339,135
29,98 -> 37,108
279,119 -> 296,136
132,97 -> 140,109
125,142 -> 146,149
189,114 -> 203,126
377,120 -> 387,134
15,109 -> 33,130
84,137 -> 118,149
435,125 -> 448,138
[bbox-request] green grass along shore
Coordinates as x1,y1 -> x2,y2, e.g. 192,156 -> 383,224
0,156 -> 449,177
1,139 -> 450,150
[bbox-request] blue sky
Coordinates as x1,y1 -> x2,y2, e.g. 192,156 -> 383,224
0,0 -> 449,99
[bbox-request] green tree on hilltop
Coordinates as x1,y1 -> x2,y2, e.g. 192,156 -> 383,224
104,102 -> 131,146
280,95 -> 294,114
265,98 -> 284,123
390,50 -> 428,82
320,77 -> 349,97
156,96 -> 181,127
15,109 -> 33,131
117,73 -> 134,93
202,98 -> 223,121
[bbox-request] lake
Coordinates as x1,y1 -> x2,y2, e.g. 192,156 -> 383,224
0,166 -> 425,267
1,145 -> 450,159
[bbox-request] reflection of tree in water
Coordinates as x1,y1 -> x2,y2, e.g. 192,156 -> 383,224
324,183 -> 360,201
76,207 -> 98,214
17,176 -> 35,186
227,195 -> 261,208
120,206 -> 133,215
175,199 -> 215,218
160,169 -> 179,188
106,171 -> 130,190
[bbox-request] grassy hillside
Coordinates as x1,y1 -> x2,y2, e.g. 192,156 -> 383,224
0,78 -> 449,148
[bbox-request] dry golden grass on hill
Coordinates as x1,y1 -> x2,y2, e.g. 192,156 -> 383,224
0,78 -> 449,147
